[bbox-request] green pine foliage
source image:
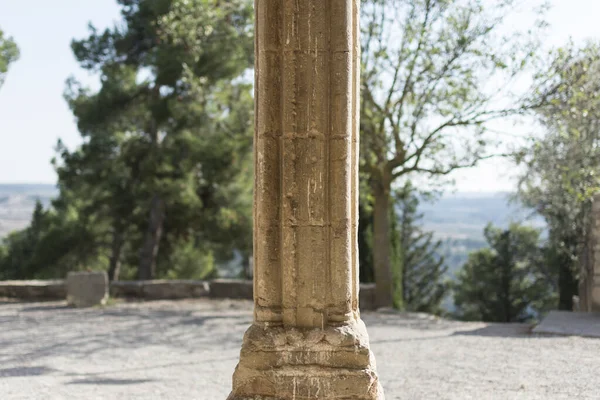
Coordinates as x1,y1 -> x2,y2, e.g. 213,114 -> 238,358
453,223 -> 555,322
1,0 -> 255,282
390,182 -> 448,314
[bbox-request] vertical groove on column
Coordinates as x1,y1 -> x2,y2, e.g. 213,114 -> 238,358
252,0 -> 259,322
281,0 -> 297,327
281,0 -> 330,329
254,0 -> 283,324
305,0 -> 328,329
324,0 -> 333,327
328,0 -> 354,323
278,0 -> 288,326
325,0 -> 334,321
351,0 -> 360,314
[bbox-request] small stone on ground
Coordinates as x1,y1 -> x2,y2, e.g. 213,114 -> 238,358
0,299 -> 598,399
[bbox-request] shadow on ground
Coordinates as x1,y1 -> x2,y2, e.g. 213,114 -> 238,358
66,378 -> 156,385
0,366 -> 56,378
451,323 -> 533,338
0,300 -> 251,366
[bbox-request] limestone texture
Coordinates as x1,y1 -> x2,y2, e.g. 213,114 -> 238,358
229,0 -> 383,398
66,271 -> 108,308
580,193 -> 600,312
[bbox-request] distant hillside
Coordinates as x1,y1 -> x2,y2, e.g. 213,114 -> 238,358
420,192 -> 544,239
0,186 -> 544,274
0,184 -> 57,238
419,192 -> 545,276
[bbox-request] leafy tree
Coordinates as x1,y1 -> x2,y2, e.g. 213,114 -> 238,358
390,182 -> 448,313
0,28 -> 19,88
60,0 -> 254,279
53,122 -> 137,281
517,42 -> 600,310
453,223 -> 553,322
0,200 -> 100,280
360,0 -> 547,307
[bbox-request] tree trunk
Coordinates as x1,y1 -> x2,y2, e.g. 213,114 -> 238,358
108,229 -> 124,282
558,260 -> 578,311
138,194 -> 166,280
242,254 -> 252,280
373,184 -> 394,308
358,203 -> 375,283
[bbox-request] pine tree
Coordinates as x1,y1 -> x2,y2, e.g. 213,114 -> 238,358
453,223 -> 554,322
60,0 -> 254,279
391,182 -> 448,314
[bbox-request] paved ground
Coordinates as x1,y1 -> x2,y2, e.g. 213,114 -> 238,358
533,310 -> 600,337
1,299 -> 599,400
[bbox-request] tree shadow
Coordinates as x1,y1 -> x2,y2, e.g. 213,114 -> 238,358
62,358 -> 238,379
66,378 -> 155,385
451,323 -> 534,338
0,366 -> 56,377
0,301 -> 251,365
19,304 -> 71,312
363,311 -> 466,331
370,334 -> 451,344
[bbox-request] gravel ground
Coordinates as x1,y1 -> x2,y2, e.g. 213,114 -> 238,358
0,299 -> 598,400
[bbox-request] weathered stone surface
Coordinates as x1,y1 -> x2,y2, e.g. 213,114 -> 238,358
66,272 -> 108,308
210,279 -> 253,300
229,0 -> 383,398
142,280 -> 209,299
0,280 -> 65,300
110,281 -> 144,298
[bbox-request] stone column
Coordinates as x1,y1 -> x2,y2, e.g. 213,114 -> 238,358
228,1 -> 383,399
585,194 -> 600,312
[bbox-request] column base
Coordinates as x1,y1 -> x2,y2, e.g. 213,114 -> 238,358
228,319 -> 384,400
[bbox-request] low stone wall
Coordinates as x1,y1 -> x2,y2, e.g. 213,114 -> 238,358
207,280 -> 378,310
111,280 -> 210,300
0,279 -> 379,310
209,279 -> 253,300
0,280 -> 66,300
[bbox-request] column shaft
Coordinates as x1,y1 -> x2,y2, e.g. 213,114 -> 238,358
254,0 -> 359,329
230,1 -> 384,398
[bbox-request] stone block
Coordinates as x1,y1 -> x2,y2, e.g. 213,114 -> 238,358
209,279 -> 253,300
66,272 -> 108,307
359,283 -> 377,311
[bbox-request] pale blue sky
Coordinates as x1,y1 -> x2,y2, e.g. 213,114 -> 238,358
1,1 -> 599,191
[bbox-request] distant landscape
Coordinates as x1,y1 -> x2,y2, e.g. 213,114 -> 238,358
0,184 -> 57,239
0,184 -> 544,278
420,192 -> 546,276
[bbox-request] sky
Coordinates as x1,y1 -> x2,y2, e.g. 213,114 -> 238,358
1,1 -> 600,192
